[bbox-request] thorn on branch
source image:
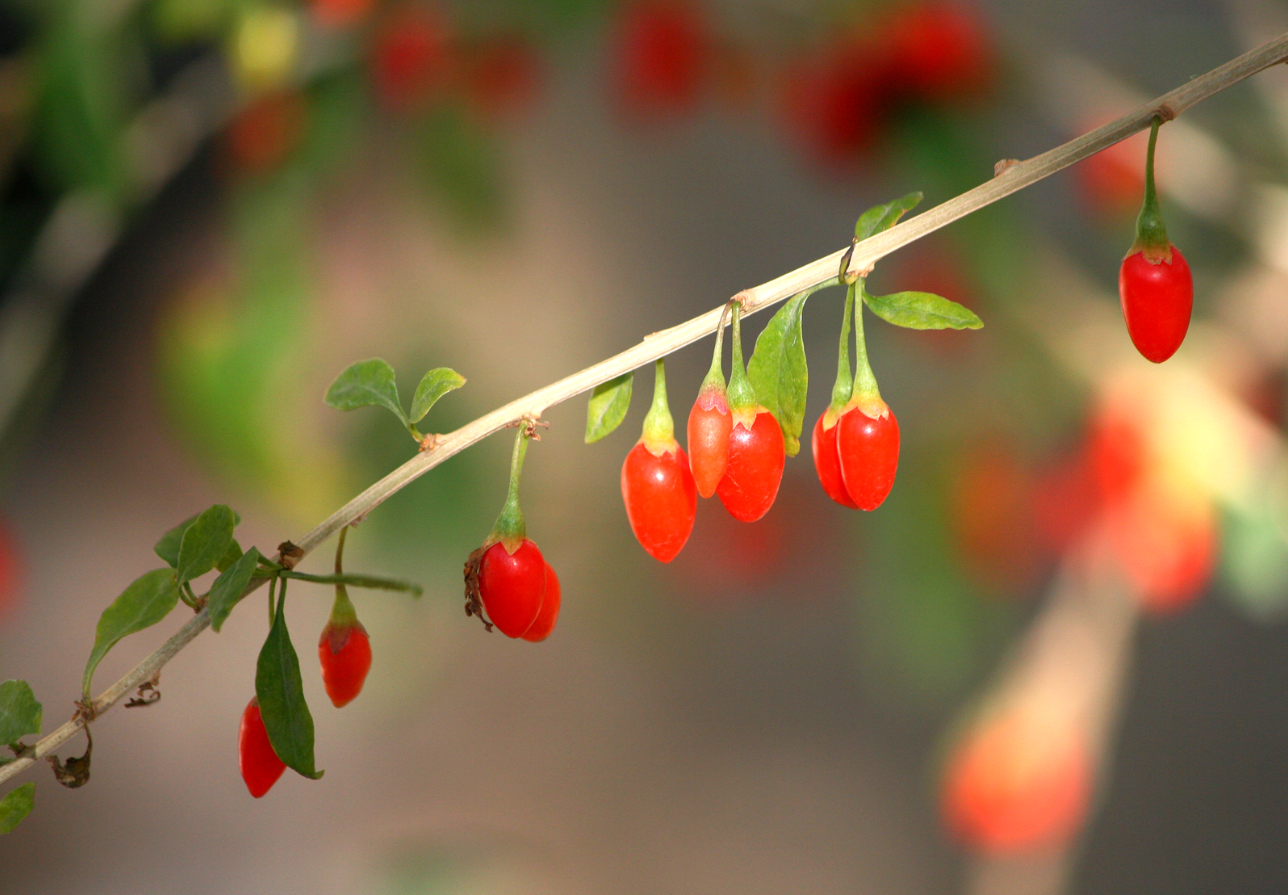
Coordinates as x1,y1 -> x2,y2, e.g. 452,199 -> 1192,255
462,546 -> 493,633
47,727 -> 92,789
277,541 -> 305,570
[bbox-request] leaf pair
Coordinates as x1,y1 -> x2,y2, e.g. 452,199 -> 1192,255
82,505 -> 251,698
325,358 -> 465,440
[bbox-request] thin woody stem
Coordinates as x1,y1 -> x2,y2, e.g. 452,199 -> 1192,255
3,29 -> 1287,790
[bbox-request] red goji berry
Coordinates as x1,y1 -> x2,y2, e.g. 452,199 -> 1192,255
716,302 -> 785,522
623,359 -> 698,561
688,312 -> 733,498
611,0 -> 707,119
1118,115 -> 1191,363
318,595 -> 371,708
836,399 -> 900,511
239,697 -> 286,798
812,283 -> 860,509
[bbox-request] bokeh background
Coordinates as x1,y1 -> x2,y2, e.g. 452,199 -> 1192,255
2,0 -> 1288,892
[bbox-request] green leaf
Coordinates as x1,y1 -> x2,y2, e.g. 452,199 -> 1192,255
82,569 -> 181,697
208,547 -> 262,633
0,783 -> 34,834
747,291 -> 811,457
585,372 -> 633,443
255,589 -> 323,780
0,681 -> 41,746
863,290 -> 983,331
155,509 -> 241,568
176,505 -> 236,586
217,538 -> 243,573
408,368 -> 466,424
854,192 -> 923,242
324,358 -> 409,426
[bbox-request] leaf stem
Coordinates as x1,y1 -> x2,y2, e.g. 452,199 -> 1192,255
4,30 -> 1288,790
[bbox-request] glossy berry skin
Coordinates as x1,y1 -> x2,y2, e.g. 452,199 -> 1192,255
1118,247 -> 1192,363
687,390 -> 732,498
239,698 -> 286,799
478,538 -> 547,638
522,563 -> 561,642
811,413 -> 859,509
318,621 -> 372,708
716,411 -> 785,522
622,441 -> 698,562
837,403 -> 900,511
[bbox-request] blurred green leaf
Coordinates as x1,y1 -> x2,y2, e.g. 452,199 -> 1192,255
585,372 -> 633,443
209,547 -> 262,633
747,291 -> 813,457
418,107 -> 507,235
409,368 -> 466,425
82,569 -> 180,697
855,192 -> 923,243
325,358 -> 409,426
863,290 -> 982,330
0,681 -> 41,746
177,505 -> 236,586
0,784 -> 34,834
256,587 -> 322,780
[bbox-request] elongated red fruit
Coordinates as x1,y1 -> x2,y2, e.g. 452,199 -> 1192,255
1119,247 -> 1192,363
688,390 -> 732,498
1118,115 -> 1191,363
837,400 -> 900,511
624,359 -> 698,561
522,563 -> 561,642
717,410 -> 785,522
318,619 -> 371,708
812,412 -> 859,508
478,538 -> 547,638
239,697 -> 286,798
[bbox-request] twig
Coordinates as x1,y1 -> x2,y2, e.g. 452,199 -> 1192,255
2,30 -> 1286,790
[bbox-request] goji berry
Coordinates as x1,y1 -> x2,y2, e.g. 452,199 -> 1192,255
812,283 -> 859,508
688,306 -> 733,498
318,589 -> 371,708
1118,115 -> 1191,363
834,281 -> 899,511
716,302 -> 785,522
623,359 -> 698,561
239,697 -> 286,798
466,425 -> 556,640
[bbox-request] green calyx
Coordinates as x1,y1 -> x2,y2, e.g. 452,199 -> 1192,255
1129,116 -> 1173,262
725,301 -> 761,414
828,283 -> 857,418
641,358 -> 677,454
851,279 -> 882,405
488,426 -> 530,552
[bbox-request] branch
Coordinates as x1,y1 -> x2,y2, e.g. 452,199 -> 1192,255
2,30 -> 1286,790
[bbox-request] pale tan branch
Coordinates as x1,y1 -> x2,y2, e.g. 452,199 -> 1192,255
2,29 -> 1286,791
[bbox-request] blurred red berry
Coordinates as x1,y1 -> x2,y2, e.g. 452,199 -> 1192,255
0,517 -> 21,624
462,34 -> 541,124
781,40 -> 888,166
309,0 -> 375,29
225,91 -> 307,174
883,2 -> 993,102
373,6 -> 451,110
943,714 -> 1092,854
949,439 -> 1043,593
611,0 -> 707,119
1108,487 -> 1215,613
